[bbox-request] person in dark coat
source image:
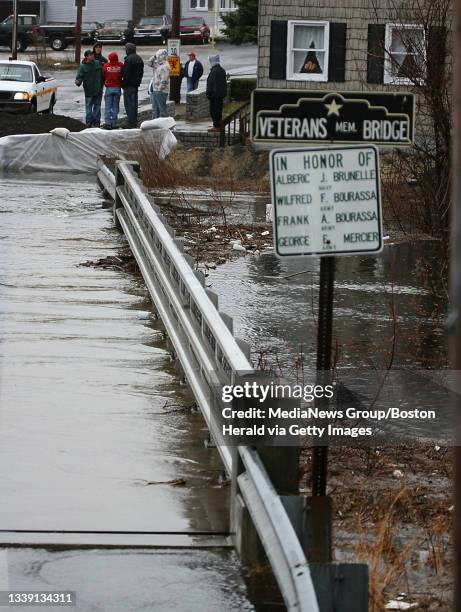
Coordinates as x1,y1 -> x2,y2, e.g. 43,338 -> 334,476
206,54 -> 227,131
122,42 -> 144,128
92,42 -> 108,65
182,51 -> 203,92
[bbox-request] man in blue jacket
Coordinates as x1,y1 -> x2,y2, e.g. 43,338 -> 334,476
206,54 -> 227,131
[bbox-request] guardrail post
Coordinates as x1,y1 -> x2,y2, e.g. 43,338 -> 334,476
231,448 -> 266,565
114,161 -> 140,230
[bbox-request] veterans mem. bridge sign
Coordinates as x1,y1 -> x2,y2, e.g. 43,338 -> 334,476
252,90 -> 414,145
270,145 -> 382,257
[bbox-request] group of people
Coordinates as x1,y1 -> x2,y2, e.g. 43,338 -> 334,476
75,43 -> 228,131
75,42 -> 144,129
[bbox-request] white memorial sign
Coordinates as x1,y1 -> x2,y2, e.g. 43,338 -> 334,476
270,145 -> 382,257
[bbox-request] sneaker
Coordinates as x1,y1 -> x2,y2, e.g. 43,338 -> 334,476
102,124 -> 112,130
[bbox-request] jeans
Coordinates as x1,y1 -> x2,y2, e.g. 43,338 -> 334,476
209,97 -> 224,128
104,87 -> 121,127
150,90 -> 168,118
186,78 -> 198,92
123,86 -> 138,128
85,94 -> 101,126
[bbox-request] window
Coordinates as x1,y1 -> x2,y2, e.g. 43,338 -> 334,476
384,24 -> 425,84
190,0 -> 208,10
287,21 -> 329,82
220,0 -> 237,11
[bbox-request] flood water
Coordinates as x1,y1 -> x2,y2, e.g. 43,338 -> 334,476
0,173 -> 233,534
208,241 -> 446,373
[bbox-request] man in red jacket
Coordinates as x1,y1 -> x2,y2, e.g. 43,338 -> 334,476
102,51 -> 124,129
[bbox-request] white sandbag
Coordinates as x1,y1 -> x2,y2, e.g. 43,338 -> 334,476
0,127 -> 177,173
140,117 -> 176,131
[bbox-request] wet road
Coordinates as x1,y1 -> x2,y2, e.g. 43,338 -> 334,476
0,42 -> 257,122
0,173 -> 254,609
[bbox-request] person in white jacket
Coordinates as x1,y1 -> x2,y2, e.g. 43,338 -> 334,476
147,49 -> 170,118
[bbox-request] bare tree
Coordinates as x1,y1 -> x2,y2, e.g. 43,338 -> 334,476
370,0 -> 452,236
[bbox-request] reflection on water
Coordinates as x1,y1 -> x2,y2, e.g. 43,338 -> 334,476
0,173 -> 231,535
209,241 -> 446,372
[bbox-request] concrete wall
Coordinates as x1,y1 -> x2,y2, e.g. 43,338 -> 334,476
257,0 -> 428,92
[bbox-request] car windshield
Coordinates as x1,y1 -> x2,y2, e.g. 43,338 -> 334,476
0,64 -> 32,82
181,18 -> 203,26
139,17 -> 163,25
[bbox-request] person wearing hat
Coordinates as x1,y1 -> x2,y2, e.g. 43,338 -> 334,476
75,49 -> 104,127
206,54 -> 227,131
122,42 -> 144,128
92,42 -> 108,66
182,51 -> 203,92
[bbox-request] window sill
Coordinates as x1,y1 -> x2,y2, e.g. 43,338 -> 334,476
287,74 -> 328,82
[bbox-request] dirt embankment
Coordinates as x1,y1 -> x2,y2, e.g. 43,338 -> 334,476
0,112 -> 84,138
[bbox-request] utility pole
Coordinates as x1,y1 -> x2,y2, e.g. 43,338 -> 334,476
452,0 -> 461,610
169,0 -> 181,103
11,0 -> 18,60
74,0 -> 84,64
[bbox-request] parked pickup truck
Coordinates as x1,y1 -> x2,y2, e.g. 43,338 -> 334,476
40,20 -> 101,51
0,14 -> 100,52
0,60 -> 57,113
0,14 -> 41,52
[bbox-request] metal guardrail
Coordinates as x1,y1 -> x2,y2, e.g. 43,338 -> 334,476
97,159 -> 320,612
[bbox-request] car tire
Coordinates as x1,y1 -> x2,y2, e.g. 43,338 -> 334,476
9,37 -> 27,52
50,36 -> 66,51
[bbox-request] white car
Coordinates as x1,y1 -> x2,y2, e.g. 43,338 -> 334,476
0,60 -> 57,113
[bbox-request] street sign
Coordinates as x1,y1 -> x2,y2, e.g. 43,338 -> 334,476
167,39 -> 181,76
74,0 -> 86,7
270,145 -> 382,257
252,90 -> 414,146
167,39 -> 180,57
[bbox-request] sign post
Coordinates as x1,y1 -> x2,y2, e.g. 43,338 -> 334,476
74,0 -> 86,64
167,38 -> 181,78
11,0 -> 18,60
270,145 -> 382,551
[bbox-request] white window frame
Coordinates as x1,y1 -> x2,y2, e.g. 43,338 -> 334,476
286,20 -> 329,82
219,0 -> 237,12
384,23 -> 426,85
190,0 -> 208,11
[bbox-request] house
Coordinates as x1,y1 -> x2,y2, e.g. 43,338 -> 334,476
0,0 -> 233,35
0,0 -> 163,23
164,0 -> 236,37
257,0 -> 436,92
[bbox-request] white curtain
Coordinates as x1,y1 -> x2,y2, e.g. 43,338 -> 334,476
293,24 -> 325,51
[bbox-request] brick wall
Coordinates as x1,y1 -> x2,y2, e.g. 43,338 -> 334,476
185,89 -> 210,120
257,0 -> 431,93
185,89 -> 231,120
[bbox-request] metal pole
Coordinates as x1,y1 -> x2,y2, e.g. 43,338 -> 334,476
452,1 -> 461,610
169,0 -> 181,103
311,256 -> 335,497
11,0 -> 18,60
74,1 -> 83,64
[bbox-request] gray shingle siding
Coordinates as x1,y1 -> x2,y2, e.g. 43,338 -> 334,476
257,0 -> 426,92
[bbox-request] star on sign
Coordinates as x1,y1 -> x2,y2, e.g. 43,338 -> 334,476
324,99 -> 343,117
